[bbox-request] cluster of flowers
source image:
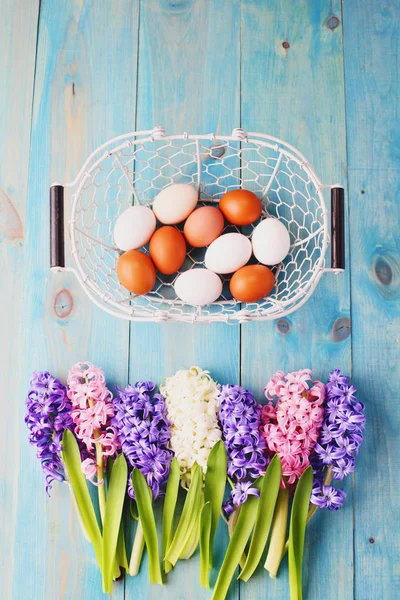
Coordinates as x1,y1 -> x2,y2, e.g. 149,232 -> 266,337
160,367 -> 221,486
260,369 -> 325,486
25,371 -> 74,494
26,365 -> 365,518
67,362 -> 119,485
310,369 -> 366,510
112,381 -> 173,499
218,385 -> 267,515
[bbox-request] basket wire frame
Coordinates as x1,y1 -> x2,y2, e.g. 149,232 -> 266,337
55,127 -> 342,323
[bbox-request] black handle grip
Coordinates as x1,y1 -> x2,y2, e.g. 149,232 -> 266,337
331,186 -> 345,270
50,185 -> 65,268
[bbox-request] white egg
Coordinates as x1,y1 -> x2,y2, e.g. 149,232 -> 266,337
174,269 -> 223,306
252,218 -> 291,265
205,233 -> 252,274
114,205 -> 156,251
152,183 -> 198,224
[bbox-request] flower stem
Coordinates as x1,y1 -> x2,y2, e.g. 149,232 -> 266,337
129,519 -> 145,576
87,394 -> 106,523
264,486 -> 289,578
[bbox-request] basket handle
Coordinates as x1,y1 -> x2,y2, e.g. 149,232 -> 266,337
50,185 -> 65,268
330,186 -> 345,270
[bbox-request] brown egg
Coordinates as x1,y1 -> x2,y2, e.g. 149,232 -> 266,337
219,189 -> 262,225
230,264 -> 275,302
149,226 -> 186,275
183,206 -> 225,247
116,250 -> 156,295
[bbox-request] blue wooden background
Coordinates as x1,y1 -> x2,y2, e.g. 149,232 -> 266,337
0,1 -> 399,599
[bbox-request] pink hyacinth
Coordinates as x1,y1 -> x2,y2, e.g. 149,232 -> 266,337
260,369 -> 325,485
67,362 -> 119,485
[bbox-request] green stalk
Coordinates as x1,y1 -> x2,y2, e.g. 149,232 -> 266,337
288,467 -> 313,600
200,502 -> 212,588
129,519 -> 145,576
264,486 -> 289,578
204,440 -> 227,568
87,394 -> 106,523
211,490 -> 260,600
227,507 -> 246,569
179,490 -> 203,559
131,469 -> 163,585
61,430 -> 103,572
161,458 -> 180,573
116,516 -> 129,571
165,463 -> 202,566
240,455 -> 282,582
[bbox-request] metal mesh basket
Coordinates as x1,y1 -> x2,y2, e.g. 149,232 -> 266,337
50,127 -> 345,323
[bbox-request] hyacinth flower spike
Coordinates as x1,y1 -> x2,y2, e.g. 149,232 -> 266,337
112,381 -> 173,579
260,369 -> 325,578
67,362 -> 119,522
309,369 -> 365,519
25,371 -> 74,495
161,367 -> 225,572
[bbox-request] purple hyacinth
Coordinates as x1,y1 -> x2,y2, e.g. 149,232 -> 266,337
218,384 -> 267,514
112,381 -> 173,500
310,482 -> 346,510
25,371 -> 74,495
310,369 -> 365,510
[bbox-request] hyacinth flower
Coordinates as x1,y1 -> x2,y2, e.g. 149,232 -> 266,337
260,369 -> 325,578
25,371 -> 74,494
112,381 -> 173,578
309,369 -> 365,517
160,368 -> 226,581
218,384 -> 268,520
67,362 -> 119,522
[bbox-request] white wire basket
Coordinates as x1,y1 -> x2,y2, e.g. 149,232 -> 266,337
50,127 -> 345,324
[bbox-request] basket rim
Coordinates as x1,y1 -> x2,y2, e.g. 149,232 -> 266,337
60,128 -> 333,323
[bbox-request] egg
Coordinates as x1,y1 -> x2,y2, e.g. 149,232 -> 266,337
149,226 -> 186,275
174,269 -> 223,306
219,189 -> 262,225
230,265 -> 275,302
152,183 -> 198,224
116,250 -> 156,295
205,233 -> 252,274
183,206 -> 225,247
252,218 -> 291,265
113,205 -> 156,251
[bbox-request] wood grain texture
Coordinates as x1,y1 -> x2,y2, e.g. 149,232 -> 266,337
2,0 -> 399,598
343,1 -> 400,599
0,2 -> 40,599
127,1 -> 240,598
240,1 -> 352,599
11,1 -> 139,598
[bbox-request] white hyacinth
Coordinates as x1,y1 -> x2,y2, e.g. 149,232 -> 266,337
160,366 -> 221,486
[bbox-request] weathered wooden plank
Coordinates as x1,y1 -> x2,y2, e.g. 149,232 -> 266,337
13,1 -> 139,598
343,1 -> 400,599
0,2 -> 40,599
240,1 -> 352,599
127,1 -> 241,598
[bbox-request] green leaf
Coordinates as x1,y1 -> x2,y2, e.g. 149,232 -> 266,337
102,454 -> 128,592
288,466 -> 313,600
200,502 -> 212,589
179,489 -> 203,559
204,440 -> 227,568
239,455 -> 282,581
211,488 -> 260,600
131,469 -> 163,585
61,430 -> 103,570
130,499 -> 139,521
116,509 -> 129,570
161,457 -> 180,573
165,463 -> 202,566
129,518 -> 145,576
